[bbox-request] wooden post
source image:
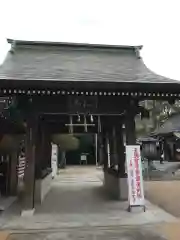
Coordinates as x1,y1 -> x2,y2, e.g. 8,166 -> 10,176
97,134 -> 101,165
99,117 -> 108,170
41,127 -> 52,171
9,152 -> 18,195
125,102 -> 136,145
109,125 -> 118,168
95,134 -> 98,166
103,132 -> 109,170
116,123 -> 125,175
45,130 -> 52,169
97,133 -> 104,166
35,123 -> 43,180
22,119 -> 38,215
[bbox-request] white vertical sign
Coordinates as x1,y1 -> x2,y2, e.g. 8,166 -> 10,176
51,144 -> 58,178
126,145 -> 144,206
107,140 -> 110,167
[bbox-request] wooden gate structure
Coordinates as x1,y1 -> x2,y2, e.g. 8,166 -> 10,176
0,39 -> 180,212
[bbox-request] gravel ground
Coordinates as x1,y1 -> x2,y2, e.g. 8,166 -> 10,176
145,181 -> 180,217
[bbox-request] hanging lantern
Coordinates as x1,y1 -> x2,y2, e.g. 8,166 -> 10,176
90,115 -> 93,122
77,115 -> 80,122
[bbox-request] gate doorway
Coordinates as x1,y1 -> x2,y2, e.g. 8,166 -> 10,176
59,133 -> 97,166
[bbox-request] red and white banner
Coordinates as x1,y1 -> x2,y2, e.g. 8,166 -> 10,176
126,145 -> 144,206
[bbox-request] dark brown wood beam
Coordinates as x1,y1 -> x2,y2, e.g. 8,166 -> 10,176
116,122 -> 125,175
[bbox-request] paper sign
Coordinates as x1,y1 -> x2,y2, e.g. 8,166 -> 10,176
51,144 -> 58,178
126,145 -> 144,206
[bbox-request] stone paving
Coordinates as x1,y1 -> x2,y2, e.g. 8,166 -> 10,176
0,166 -> 178,239
143,161 -> 180,181
9,226 -> 167,240
153,162 -> 180,173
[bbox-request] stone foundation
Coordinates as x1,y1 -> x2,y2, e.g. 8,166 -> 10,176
21,208 -> 35,217
34,172 -> 52,204
103,170 -> 128,200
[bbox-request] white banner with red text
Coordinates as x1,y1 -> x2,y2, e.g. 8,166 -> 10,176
126,145 -> 145,206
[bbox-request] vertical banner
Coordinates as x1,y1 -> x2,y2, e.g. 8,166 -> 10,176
51,144 -> 58,178
126,145 -> 145,207
107,139 -> 110,167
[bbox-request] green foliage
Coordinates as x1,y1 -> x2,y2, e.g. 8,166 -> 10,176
7,104 -> 24,124
136,100 -> 180,136
0,134 -> 23,154
77,134 -> 94,151
52,134 -> 80,151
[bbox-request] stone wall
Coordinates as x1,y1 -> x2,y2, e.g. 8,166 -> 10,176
34,172 -> 52,204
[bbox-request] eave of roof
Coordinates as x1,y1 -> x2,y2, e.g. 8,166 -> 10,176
0,38 -> 179,96
7,38 -> 143,51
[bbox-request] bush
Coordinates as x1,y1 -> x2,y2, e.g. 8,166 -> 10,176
51,134 -> 79,151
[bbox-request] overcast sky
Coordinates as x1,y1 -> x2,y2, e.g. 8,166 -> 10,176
0,0 -> 180,80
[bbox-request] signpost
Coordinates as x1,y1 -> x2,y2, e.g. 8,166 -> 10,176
126,145 -> 145,212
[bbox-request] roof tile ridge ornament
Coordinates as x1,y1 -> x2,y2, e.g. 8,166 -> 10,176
9,40 -> 16,54
134,46 -> 141,59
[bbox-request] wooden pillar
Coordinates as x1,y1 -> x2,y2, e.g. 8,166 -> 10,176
94,134 -> 98,166
103,118 -> 128,201
40,129 -> 46,170
9,152 -> 18,195
102,132 -> 109,170
103,116 -> 115,169
22,120 -> 38,212
116,122 -> 125,175
97,134 -> 103,166
46,137 -> 52,169
43,129 -> 52,170
35,123 -> 43,180
40,127 -> 52,171
99,117 -> 108,170
164,140 -> 170,161
109,125 -> 118,167
125,102 -> 136,145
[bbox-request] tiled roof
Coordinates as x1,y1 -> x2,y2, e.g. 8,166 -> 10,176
0,39 -> 178,86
